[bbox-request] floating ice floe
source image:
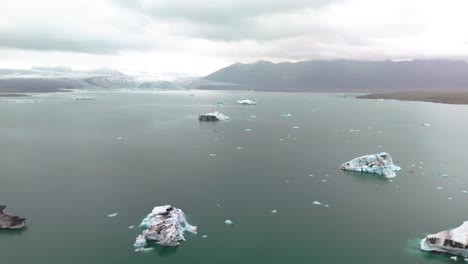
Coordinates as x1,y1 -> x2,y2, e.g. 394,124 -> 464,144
224,219 -> 233,225
202,235 -> 208,238
292,126 -> 300,129
134,205 -> 197,249
108,213 -> 118,218
217,101 -> 224,107
198,111 -> 230,121
236,98 -> 257,105
128,225 -> 135,229
249,115 -> 257,118
340,152 -> 401,178
74,97 -> 95,101
313,201 -> 322,205
270,210 -> 277,213
420,221 -> 468,258
236,147 -> 244,150
422,123 -> 431,127
280,113 -> 292,118
244,128 -> 252,132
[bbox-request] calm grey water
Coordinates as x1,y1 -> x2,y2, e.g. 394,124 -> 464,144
1,90 -> 468,264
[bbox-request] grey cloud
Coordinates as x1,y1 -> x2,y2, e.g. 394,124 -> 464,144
0,29 -> 121,54
114,0 -> 342,41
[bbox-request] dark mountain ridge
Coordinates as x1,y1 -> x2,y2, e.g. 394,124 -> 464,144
203,59 -> 468,91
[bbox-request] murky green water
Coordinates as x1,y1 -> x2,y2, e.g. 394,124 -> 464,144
1,90 -> 468,263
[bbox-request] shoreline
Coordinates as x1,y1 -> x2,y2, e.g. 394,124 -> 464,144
357,91 -> 468,105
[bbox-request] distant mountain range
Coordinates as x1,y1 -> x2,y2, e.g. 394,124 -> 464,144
202,60 -> 468,91
3,60 -> 468,94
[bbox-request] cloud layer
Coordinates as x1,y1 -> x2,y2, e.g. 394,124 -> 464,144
1,0 -> 468,74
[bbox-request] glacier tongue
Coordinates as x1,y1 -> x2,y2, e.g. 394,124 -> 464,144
134,205 -> 197,249
420,221 -> 468,257
340,152 -> 401,178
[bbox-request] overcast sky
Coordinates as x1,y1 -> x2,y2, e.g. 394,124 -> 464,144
1,0 -> 468,75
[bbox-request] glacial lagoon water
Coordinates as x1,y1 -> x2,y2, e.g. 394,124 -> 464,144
1,90 -> 468,263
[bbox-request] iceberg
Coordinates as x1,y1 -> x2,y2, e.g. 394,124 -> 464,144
198,111 -> 230,121
133,205 -> 197,249
0,205 -> 26,229
340,152 -> 401,178
420,221 -> 468,257
74,97 -> 95,101
236,98 -> 257,105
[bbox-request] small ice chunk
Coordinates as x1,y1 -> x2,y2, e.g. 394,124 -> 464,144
249,115 -> 257,118
128,225 -> 135,229
199,111 -> 230,121
270,210 -> 277,213
292,126 -> 300,129
321,179 -> 327,182
309,174 -> 314,177
224,219 -> 233,225
236,147 -> 243,150
436,187 -> 443,190
236,98 -> 257,105
451,256 -> 458,261
202,235 -> 208,238
423,123 -> 431,127
117,137 -> 123,140
209,154 -> 217,157
313,201 -> 322,205
217,101 -> 224,107
244,128 -> 252,132
108,213 -> 118,218
280,113 -> 292,118
463,191 -> 468,194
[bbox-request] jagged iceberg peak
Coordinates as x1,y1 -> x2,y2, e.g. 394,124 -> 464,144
0,205 -> 26,229
134,205 -> 197,250
198,111 -> 230,121
340,152 -> 401,178
236,98 -> 257,105
420,221 -> 468,257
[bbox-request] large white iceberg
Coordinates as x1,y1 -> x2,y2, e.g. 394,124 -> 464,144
133,205 -> 197,250
340,152 -> 401,178
198,111 -> 230,121
420,221 -> 468,257
236,98 -> 257,105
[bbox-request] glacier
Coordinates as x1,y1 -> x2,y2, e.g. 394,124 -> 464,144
133,205 -> 197,250
340,152 -> 401,178
420,221 -> 468,257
